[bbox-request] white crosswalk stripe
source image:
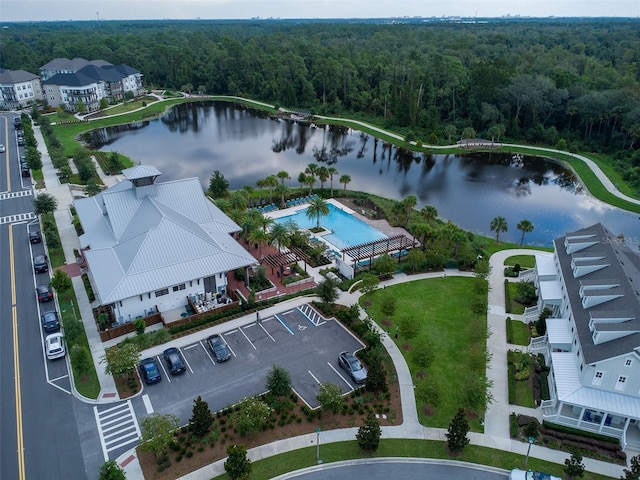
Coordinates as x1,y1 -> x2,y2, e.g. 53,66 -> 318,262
93,400 -> 141,461
0,212 -> 36,225
0,190 -> 33,201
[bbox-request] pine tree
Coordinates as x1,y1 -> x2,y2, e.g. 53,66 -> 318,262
356,413 -> 382,452
446,408 -> 470,454
189,396 -> 213,438
224,444 -> 252,480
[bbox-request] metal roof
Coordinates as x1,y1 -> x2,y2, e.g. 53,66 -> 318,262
74,170 -> 255,305
547,317 -> 573,345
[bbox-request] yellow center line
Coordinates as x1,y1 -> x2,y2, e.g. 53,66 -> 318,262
9,224 -> 26,479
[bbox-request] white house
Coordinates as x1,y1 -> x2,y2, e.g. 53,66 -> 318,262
74,165 -> 257,324
0,68 -> 43,109
526,223 -> 640,450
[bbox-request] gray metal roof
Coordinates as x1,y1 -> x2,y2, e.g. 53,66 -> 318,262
555,223 -> 640,364
74,171 -> 255,305
122,165 -> 162,180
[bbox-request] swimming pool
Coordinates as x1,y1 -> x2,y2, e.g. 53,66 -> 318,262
274,203 -> 387,251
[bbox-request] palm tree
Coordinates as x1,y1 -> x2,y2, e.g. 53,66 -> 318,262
490,216 -> 508,243
229,190 -> 248,211
256,178 -> 266,203
277,170 -> 290,185
256,214 -> 274,233
305,197 -> 330,229
421,205 -> 438,223
297,171 -> 307,190
304,174 -> 316,195
275,183 -> 288,207
248,228 -> 269,257
269,223 -> 290,252
339,174 -> 351,194
317,166 -> 329,190
516,219 -> 534,246
264,175 -> 278,204
305,163 -> 318,176
402,195 -> 417,224
327,167 -> 338,197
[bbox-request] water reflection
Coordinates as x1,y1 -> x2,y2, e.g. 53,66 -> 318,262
85,101 -> 638,247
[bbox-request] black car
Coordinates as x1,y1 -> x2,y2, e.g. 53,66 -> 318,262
207,334 -> 232,362
29,231 -> 42,243
33,254 -> 48,273
21,162 -> 30,177
163,347 -> 186,375
36,284 -> 53,302
338,351 -> 368,384
14,117 -> 22,129
41,310 -> 60,333
139,358 -> 162,384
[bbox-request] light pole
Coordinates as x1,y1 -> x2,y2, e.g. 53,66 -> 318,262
524,436 -> 535,469
316,427 -> 322,464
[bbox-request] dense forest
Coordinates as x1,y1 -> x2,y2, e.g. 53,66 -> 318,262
2,18 -> 640,192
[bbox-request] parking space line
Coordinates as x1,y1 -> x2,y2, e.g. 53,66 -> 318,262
142,394 -> 154,414
328,362 -> 354,390
199,340 -> 216,365
274,313 -> 295,335
178,347 -> 194,373
183,344 -> 199,350
258,322 -> 276,342
156,355 -> 171,382
240,326 -> 257,349
49,374 -> 69,382
224,336 -> 237,357
308,370 -> 321,385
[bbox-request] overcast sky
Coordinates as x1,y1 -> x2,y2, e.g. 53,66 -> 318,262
2,0 -> 639,22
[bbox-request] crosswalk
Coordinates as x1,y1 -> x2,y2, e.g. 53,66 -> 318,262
93,400 -> 141,461
0,212 -> 36,225
0,190 -> 33,201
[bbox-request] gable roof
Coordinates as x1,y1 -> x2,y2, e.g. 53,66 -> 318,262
43,63 -> 141,87
74,167 -> 255,304
0,69 -> 39,84
554,223 -> 640,364
39,57 -> 111,71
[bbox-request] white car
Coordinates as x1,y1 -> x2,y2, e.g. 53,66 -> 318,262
45,333 -> 66,360
509,469 -> 561,480
0,144 -> 5,153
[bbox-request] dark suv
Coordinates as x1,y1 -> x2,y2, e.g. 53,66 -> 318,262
41,310 -> 60,333
33,254 -> 48,273
163,347 -> 186,375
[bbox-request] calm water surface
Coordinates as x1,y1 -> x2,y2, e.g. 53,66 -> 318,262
86,102 -> 638,247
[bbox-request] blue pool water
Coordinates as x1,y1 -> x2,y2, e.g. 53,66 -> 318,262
274,204 -> 387,251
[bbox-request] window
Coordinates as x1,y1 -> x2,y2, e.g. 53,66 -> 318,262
172,284 -> 185,292
625,359 -> 633,367
615,376 -> 627,391
592,371 -> 603,386
155,288 -> 169,297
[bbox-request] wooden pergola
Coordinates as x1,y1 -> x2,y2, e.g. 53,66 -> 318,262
341,234 -> 416,264
262,247 -> 310,274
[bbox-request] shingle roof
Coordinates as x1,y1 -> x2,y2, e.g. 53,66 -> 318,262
39,57 -> 111,71
43,71 -> 99,87
0,69 -> 39,84
74,170 -> 255,305
555,223 -> 640,364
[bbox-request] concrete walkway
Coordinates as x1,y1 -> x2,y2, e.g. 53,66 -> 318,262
30,112 -> 631,478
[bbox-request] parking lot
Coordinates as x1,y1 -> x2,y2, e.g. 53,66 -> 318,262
139,304 -> 366,423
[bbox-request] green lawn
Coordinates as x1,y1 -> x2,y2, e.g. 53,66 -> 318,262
508,319 -> 531,346
504,255 -> 536,269
505,282 -> 525,314
212,439 -> 613,480
362,277 -> 487,430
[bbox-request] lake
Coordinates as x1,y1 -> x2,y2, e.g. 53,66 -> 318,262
85,101 -> 639,247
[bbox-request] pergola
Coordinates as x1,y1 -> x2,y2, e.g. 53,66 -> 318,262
341,234 -> 416,264
262,247 -> 310,274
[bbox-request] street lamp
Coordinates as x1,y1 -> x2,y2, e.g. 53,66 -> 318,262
316,427 -> 322,464
524,436 -> 535,469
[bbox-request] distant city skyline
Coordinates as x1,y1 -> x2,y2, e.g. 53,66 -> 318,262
1,0 -> 639,22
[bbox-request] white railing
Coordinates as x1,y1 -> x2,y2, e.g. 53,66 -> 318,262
524,304 -> 540,323
518,268 -> 537,282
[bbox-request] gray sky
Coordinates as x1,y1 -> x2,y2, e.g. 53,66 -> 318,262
2,0 -> 639,22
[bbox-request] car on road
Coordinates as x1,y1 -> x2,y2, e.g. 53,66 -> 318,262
21,162 -> 30,177
163,347 -> 186,375
338,351 -> 367,384
29,231 -> 42,243
33,254 -> 48,273
36,284 -> 54,302
207,334 -> 232,362
0,144 -> 5,153
41,310 -> 60,333
509,469 -> 561,480
139,358 -> 162,384
17,136 -> 25,146
45,333 -> 65,360
14,117 -> 22,129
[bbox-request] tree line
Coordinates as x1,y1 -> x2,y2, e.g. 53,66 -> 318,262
2,18 -> 640,192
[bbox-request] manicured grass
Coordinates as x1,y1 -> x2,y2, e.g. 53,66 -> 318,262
362,277 -> 487,430
212,439 -> 613,480
505,282 -> 525,314
508,319 -> 531,346
504,255 -> 535,269
41,213 -> 66,268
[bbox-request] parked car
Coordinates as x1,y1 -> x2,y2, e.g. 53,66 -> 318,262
29,231 -> 42,243
0,144 -> 5,153
139,358 -> 162,384
163,347 -> 186,375
17,137 -> 25,146
509,469 -> 561,480
338,351 -> 367,384
207,334 -> 232,362
45,333 -> 65,360
41,310 -> 60,333
14,117 -> 22,129
33,254 -> 48,273
21,162 -> 30,177
36,284 -> 53,302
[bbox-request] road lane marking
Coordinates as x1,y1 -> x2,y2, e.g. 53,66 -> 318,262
142,395 -> 154,414
94,400 -> 141,461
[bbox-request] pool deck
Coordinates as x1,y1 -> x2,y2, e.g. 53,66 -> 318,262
264,197 -> 355,220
